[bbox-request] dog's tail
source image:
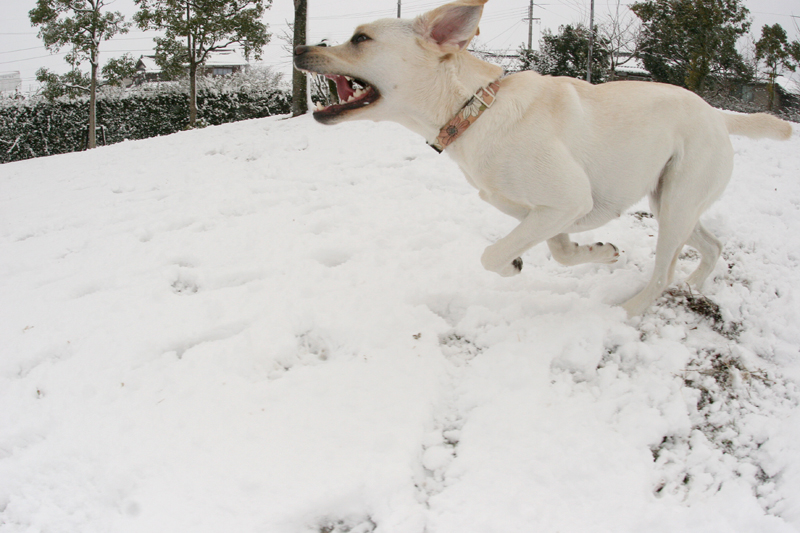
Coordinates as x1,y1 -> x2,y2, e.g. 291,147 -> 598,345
723,112 -> 792,140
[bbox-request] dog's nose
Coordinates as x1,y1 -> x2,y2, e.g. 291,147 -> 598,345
295,42 -> 329,56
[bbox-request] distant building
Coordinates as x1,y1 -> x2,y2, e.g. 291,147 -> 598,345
134,56 -> 163,84
203,48 -> 249,76
0,71 -> 21,93
135,48 -> 250,84
739,76 -> 800,111
611,54 -> 652,82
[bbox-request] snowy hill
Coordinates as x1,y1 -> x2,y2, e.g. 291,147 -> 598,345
1,114 -> 799,533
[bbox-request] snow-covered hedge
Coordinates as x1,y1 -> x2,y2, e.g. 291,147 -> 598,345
0,88 -> 290,164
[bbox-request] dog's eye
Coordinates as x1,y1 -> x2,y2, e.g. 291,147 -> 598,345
351,33 -> 371,45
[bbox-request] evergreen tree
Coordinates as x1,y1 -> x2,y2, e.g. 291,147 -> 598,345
630,0 -> 751,93
35,66 -> 91,100
518,24 -> 611,83
789,41 -> 800,65
518,46 -> 536,73
134,0 -> 271,128
102,54 -> 139,87
29,0 -> 130,148
35,54 -> 138,100
755,24 -> 798,111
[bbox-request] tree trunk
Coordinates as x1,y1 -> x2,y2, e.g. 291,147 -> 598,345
186,0 -> 198,128
189,61 -> 198,127
586,0 -> 595,83
686,54 -> 709,93
88,58 -> 97,149
292,0 -> 308,117
767,72 -> 775,112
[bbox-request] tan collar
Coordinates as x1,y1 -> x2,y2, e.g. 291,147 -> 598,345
428,79 -> 501,153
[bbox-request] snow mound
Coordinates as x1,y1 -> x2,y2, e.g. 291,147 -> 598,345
1,115 -> 799,532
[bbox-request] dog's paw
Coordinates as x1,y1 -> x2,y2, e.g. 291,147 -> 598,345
497,257 -> 523,277
481,251 -> 523,277
590,242 -> 620,264
496,259 -> 522,277
621,292 -> 653,317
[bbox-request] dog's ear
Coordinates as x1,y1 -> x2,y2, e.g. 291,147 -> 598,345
414,0 -> 486,52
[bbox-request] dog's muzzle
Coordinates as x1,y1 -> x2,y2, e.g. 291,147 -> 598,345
293,43 -> 331,75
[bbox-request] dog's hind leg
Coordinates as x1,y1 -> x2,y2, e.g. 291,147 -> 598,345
623,156 -> 730,315
685,222 -> 722,288
547,233 -> 620,266
622,170 -> 702,315
623,119 -> 733,316
622,209 -> 697,316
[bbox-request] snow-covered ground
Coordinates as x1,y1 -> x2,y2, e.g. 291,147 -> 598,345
1,113 -> 799,533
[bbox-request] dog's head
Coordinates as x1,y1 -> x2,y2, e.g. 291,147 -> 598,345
293,0 -> 491,127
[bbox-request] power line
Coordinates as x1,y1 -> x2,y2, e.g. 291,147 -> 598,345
482,19 -> 525,47
0,46 -> 44,55
751,11 -> 800,18
0,53 -> 67,65
0,49 -> 156,66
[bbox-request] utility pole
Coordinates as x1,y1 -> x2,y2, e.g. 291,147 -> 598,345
586,0 -> 595,83
397,0 -> 401,18
525,0 -> 539,51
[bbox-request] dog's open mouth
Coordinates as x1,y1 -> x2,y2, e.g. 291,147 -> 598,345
313,74 -> 380,120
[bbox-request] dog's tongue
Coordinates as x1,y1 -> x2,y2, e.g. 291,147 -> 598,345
326,74 -> 354,103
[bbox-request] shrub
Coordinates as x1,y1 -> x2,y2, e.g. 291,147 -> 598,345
0,85 -> 290,164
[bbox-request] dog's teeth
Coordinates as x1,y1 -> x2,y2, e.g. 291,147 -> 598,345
354,88 -> 364,98
315,102 -> 324,111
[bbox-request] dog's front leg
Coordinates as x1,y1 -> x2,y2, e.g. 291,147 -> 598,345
479,190 -> 529,221
481,203 -> 590,277
477,190 -> 529,274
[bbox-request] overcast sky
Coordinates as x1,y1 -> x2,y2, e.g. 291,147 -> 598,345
2,0 -> 798,92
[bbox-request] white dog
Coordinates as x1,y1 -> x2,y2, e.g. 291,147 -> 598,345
294,0 -> 792,316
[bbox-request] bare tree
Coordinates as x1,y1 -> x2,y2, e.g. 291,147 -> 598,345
600,0 -> 641,81
469,38 -> 519,73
